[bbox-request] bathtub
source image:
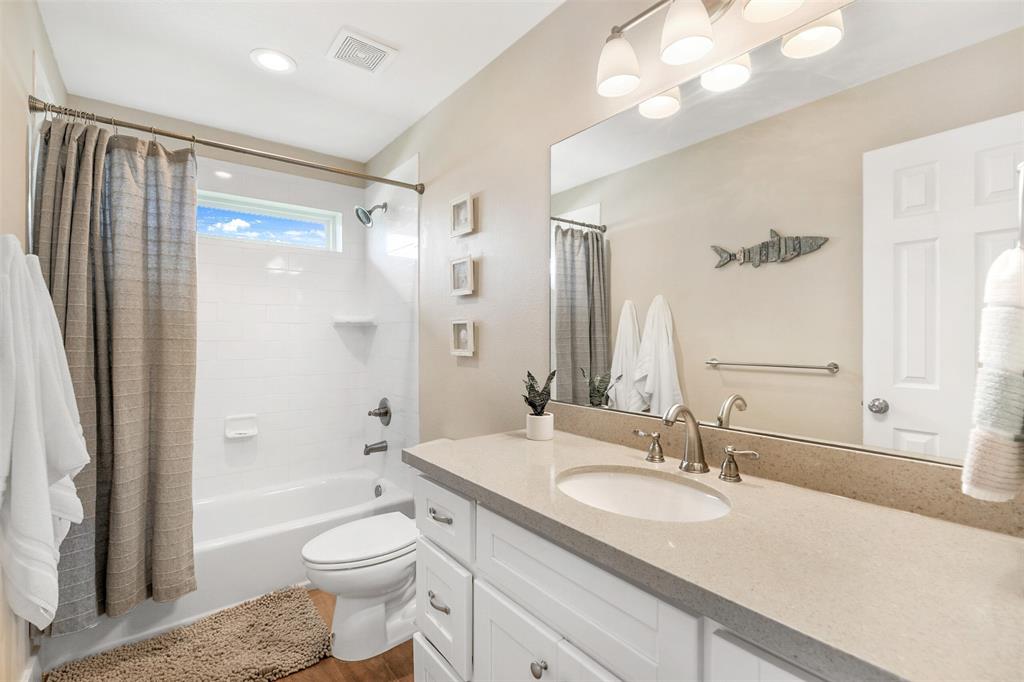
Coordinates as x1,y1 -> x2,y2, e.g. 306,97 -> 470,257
41,469 -> 413,670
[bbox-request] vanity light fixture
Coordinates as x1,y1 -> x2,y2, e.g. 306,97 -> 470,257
700,52 -> 752,92
741,0 -> 803,23
781,10 -> 844,59
596,0 -> 736,97
639,86 -> 682,119
249,48 -> 297,74
660,0 -> 715,66
596,32 -> 642,97
213,170 -> 232,180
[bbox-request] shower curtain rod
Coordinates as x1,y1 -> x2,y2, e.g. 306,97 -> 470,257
28,95 -> 425,195
551,216 -> 607,233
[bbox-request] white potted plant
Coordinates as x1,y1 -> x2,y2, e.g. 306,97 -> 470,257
522,370 -> 556,441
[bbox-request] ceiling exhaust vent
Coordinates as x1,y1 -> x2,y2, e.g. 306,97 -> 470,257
327,29 -> 396,73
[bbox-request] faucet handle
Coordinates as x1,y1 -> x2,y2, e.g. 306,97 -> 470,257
632,429 -> 665,463
719,445 -> 759,482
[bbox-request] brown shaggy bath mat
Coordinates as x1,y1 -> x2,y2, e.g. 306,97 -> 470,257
44,587 -> 331,682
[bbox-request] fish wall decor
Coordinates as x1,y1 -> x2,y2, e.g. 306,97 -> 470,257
711,229 -> 828,268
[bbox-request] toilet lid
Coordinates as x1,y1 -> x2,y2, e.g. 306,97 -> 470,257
301,512 -> 418,566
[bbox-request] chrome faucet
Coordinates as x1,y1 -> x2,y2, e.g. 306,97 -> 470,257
662,403 -> 709,473
717,393 -> 747,428
363,440 -> 388,456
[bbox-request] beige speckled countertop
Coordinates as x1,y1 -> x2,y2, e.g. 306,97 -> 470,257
403,431 -> 1024,682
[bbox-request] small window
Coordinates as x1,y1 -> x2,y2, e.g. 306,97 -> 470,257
197,190 -> 343,251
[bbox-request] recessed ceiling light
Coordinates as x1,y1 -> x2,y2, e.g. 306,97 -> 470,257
781,10 -> 844,59
700,53 -> 752,92
214,170 -> 232,179
250,48 -> 296,74
639,87 -> 682,119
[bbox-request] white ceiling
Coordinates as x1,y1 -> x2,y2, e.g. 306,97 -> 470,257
38,0 -> 562,163
552,0 -> 1024,194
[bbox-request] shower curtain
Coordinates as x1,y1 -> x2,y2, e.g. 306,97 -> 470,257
553,225 -> 610,404
33,120 -> 198,634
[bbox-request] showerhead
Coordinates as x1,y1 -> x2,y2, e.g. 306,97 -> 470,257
355,202 -> 388,228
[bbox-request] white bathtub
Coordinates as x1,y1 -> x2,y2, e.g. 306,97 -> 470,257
41,469 -> 413,670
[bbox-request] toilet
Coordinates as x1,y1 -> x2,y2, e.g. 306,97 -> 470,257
301,512 -> 418,661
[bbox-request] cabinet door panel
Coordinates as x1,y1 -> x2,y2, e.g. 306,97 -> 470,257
417,537 -> 474,680
706,625 -> 824,682
414,633 -> 463,682
474,580 -> 560,682
557,640 -> 619,682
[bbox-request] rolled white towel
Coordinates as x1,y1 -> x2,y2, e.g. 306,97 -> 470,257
971,367 -> 1024,438
983,247 -> 1024,307
962,427 -> 1024,502
978,306 -> 1024,372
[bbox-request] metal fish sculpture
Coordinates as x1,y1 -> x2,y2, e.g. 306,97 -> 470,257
711,229 -> 828,268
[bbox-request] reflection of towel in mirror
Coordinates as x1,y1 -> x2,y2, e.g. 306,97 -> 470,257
963,247 -> 1024,502
633,295 -> 683,416
608,301 -> 642,412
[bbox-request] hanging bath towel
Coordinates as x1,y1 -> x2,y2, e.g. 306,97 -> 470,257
634,295 -> 684,415
962,247 -> 1024,502
608,301 -> 643,411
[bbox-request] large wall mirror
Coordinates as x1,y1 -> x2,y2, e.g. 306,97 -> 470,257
549,0 -> 1024,466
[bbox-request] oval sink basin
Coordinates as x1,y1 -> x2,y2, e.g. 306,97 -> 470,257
556,465 -> 730,523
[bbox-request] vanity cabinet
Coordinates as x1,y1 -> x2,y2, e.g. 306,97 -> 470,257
412,475 -> 822,682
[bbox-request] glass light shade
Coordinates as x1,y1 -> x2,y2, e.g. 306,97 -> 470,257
741,0 -> 803,23
596,34 -> 641,97
639,87 -> 682,119
700,53 -> 752,92
781,10 -> 844,59
250,48 -> 296,73
660,0 -> 714,66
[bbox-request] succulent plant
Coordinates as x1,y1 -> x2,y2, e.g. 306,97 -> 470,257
580,369 -> 621,408
522,370 -> 556,416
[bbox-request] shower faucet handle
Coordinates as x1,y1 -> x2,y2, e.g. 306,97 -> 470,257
368,397 -> 392,426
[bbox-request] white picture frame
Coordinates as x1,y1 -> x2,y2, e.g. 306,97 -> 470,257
450,194 -> 475,237
450,255 -> 475,296
450,320 -> 475,356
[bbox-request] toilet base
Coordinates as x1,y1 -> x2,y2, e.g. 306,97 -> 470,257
330,578 -> 416,661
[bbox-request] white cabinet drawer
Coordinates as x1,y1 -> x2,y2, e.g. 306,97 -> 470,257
416,475 -> 476,565
557,640 -> 619,682
417,537 -> 474,680
414,632 -> 463,682
705,622 -> 824,682
473,580 -> 561,682
474,506 -> 699,681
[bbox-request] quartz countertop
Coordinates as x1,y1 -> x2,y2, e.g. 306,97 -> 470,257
403,430 -> 1024,682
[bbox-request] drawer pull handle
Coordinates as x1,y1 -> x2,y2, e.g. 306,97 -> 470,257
427,590 -> 451,615
530,660 -> 548,679
428,507 -> 453,525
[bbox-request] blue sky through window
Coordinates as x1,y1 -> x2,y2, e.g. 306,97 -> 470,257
197,204 -> 329,249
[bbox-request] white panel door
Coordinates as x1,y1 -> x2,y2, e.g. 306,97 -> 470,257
863,112 -> 1024,462
473,580 -> 561,682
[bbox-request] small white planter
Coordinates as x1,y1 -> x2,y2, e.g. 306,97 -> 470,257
526,413 -> 554,441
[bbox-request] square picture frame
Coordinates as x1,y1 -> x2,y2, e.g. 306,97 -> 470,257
450,194 -> 475,237
450,255 -> 475,296
450,320 -> 475,357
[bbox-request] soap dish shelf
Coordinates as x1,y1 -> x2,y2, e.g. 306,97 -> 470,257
332,315 -> 377,328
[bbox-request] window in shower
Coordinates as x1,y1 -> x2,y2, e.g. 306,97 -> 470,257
197,190 -> 343,251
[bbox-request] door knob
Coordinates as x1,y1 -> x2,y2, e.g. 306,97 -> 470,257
867,398 -> 889,414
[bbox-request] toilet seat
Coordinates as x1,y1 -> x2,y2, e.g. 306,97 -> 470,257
301,512 -> 417,570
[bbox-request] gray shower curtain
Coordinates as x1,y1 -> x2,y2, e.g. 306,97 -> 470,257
553,225 -> 610,404
33,121 -> 198,634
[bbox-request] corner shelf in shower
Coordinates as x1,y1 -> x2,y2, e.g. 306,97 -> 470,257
332,315 -> 378,328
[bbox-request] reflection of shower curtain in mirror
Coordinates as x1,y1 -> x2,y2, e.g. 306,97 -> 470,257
553,226 -> 609,404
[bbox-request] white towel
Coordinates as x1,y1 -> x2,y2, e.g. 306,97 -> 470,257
608,301 -> 643,412
633,295 -> 684,415
963,246 -> 1024,502
0,236 -> 89,628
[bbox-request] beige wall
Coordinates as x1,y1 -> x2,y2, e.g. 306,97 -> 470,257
552,30 -> 1024,445
367,0 -> 848,441
0,1 -> 65,675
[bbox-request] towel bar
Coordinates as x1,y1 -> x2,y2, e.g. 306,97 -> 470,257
706,358 -> 840,374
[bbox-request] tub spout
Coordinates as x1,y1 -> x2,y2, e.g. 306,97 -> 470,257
363,440 -> 388,456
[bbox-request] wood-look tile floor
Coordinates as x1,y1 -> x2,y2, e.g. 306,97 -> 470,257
283,590 -> 413,682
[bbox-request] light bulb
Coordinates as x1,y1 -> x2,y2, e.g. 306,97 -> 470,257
639,87 -> 682,119
700,53 -> 752,92
596,33 -> 641,97
781,10 -> 844,59
742,0 -> 804,23
250,48 -> 296,74
660,0 -> 714,66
